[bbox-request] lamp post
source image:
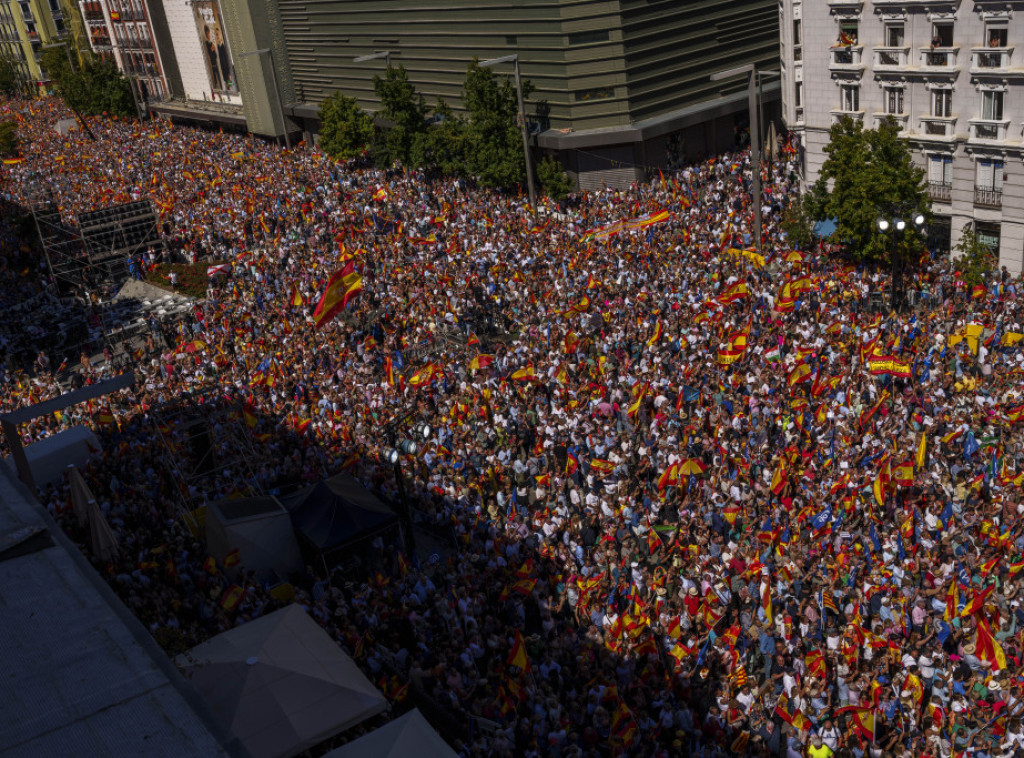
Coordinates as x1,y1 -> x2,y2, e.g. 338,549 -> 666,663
353,50 -> 392,68
239,48 -> 290,149
711,64 -> 762,254
382,413 -> 431,557
877,214 -> 926,312
480,54 -> 536,210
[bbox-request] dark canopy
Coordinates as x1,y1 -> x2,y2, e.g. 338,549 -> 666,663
287,473 -> 398,552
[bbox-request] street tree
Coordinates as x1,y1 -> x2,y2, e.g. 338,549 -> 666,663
410,99 -> 467,176
779,194 -> 815,250
955,228 -> 997,288
810,116 -> 929,265
536,155 -> 573,201
371,64 -> 428,167
462,59 -> 533,189
0,119 -> 18,156
0,53 -> 21,96
42,48 -> 135,118
318,92 -> 374,160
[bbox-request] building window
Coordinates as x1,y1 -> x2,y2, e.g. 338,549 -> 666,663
928,154 -> 953,185
986,23 -> 1008,48
932,22 -> 953,47
794,81 -> 802,108
976,158 -> 1004,191
573,87 -> 614,102
974,222 -> 1000,251
838,21 -> 858,46
932,89 -> 952,117
982,90 -> 1004,121
884,87 -> 904,115
841,85 -> 859,112
793,19 -> 801,46
568,30 -> 609,46
885,23 -> 905,47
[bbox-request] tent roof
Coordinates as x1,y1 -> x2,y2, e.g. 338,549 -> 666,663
322,709 -> 457,758
288,473 -> 397,551
177,605 -> 386,758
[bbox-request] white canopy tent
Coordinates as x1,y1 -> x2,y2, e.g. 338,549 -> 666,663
177,605 -> 386,758
321,709 -> 457,758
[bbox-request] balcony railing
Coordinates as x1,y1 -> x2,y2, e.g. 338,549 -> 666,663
920,117 -> 956,138
970,119 -> 1008,141
971,49 -> 1011,71
875,47 -> 910,68
928,182 -> 952,202
974,187 -> 1002,208
920,48 -> 958,68
830,46 -> 863,67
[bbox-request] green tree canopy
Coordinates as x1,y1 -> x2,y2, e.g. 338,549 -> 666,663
537,155 -> 573,201
371,64 -> 428,167
955,228 -> 997,288
409,99 -> 467,176
0,53 -> 21,96
0,119 -> 18,156
810,116 -> 929,265
43,49 -> 136,118
779,194 -> 815,251
462,59 -> 532,189
318,92 -> 374,160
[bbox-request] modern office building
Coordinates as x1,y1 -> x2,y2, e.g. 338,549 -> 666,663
779,0 -> 1024,270
0,0 -> 88,94
152,0 -> 779,187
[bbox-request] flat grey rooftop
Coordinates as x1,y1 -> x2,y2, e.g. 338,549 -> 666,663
0,466 -> 244,758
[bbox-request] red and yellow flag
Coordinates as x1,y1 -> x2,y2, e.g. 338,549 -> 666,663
312,262 -> 362,329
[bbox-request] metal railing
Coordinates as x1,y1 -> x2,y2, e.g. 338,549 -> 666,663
927,182 -> 951,202
974,187 -> 1002,208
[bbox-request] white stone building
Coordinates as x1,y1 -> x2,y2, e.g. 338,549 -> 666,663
779,0 -> 1024,271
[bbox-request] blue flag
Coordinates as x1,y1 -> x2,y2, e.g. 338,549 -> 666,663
957,562 -> 971,588
869,523 -> 882,553
696,636 -> 711,666
810,508 -> 832,531
940,500 -> 954,530
963,431 -> 980,462
897,533 -> 906,561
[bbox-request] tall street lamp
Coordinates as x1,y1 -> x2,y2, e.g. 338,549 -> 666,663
480,54 -> 537,210
353,50 -> 392,68
711,64 -> 762,254
239,48 -> 290,149
383,413 -> 431,557
877,214 -> 925,311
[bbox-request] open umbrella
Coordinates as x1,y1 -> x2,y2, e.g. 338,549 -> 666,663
679,458 -> 706,477
784,251 -> 804,263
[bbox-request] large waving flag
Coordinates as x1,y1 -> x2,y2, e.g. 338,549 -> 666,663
506,630 -> 530,672
313,261 -> 363,329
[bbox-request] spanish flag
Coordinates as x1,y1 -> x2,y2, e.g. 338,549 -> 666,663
469,354 -> 495,371
646,321 -> 662,348
3,157 -> 24,165
787,361 -> 811,387
657,462 -> 679,491
507,630 -> 530,672
976,617 -> 1008,671
511,365 -> 537,381
565,450 -> 579,476
770,462 -> 786,495
384,356 -> 395,387
408,363 -> 439,388
893,461 -> 914,487
917,432 -> 928,470
313,261 -> 362,329
761,581 -> 773,625
224,548 -> 241,567
290,289 -> 303,307
242,405 -> 258,428
221,584 -> 244,610
960,584 -> 995,617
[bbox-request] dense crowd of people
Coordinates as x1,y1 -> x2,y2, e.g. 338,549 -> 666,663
3,95 -> 1024,758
